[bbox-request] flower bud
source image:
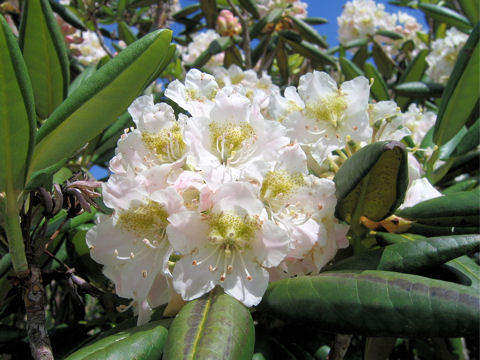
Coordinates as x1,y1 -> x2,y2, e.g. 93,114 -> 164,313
216,9 -> 242,37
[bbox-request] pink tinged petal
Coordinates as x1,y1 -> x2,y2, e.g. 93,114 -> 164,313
223,255 -> 269,307
166,211 -> 209,254
164,80 -> 187,111
210,90 -> 251,124
172,255 -> 217,301
287,219 -> 320,258
150,187 -> 185,216
278,144 -> 308,174
147,273 -> 170,308
400,178 -> 442,209
255,221 -> 290,268
212,182 -> 263,215
102,173 -> 146,210
335,222 -> 350,249
298,71 -> 337,104
136,299 -> 153,325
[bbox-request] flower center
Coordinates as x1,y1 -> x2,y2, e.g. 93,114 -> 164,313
260,170 -> 305,200
118,200 -> 169,237
305,91 -> 348,129
141,123 -> 186,162
209,121 -> 256,164
191,212 -> 261,282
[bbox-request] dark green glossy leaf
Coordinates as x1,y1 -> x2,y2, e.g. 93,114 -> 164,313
29,29 -> 174,175
327,234 -> 480,273
64,320 -> 169,360
396,49 -> 429,108
364,337 -> 396,360
68,65 -> 96,95
261,271 -> 480,337
374,232 -> 425,245
173,4 -> 201,18
343,38 -> 369,49
189,37 -> 232,69
433,23 -> 479,145
438,126 -> 468,160
396,189 -> 480,227
48,0 -> 86,31
444,255 -> 480,290
406,223 -> 479,236
118,21 -> 137,45
459,0 -> 479,24
453,119 -> 479,156
238,0 -> 259,18
442,178 -> 478,195
334,141 -> 408,224
339,57 -> 364,81
303,17 -> 328,25
418,3 -> 472,30
200,0 -> 217,28
19,0 -> 69,120
376,29 -> 404,40
372,41 -> 395,78
394,81 -> 444,97
276,39 -> 289,82
163,289 -> 255,360
289,16 -> 328,48
0,15 -> 35,194
364,63 -> 389,101
24,157 -> 67,191
352,43 -> 368,68
283,38 -> 336,66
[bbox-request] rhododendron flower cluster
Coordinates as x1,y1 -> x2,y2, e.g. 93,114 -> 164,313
69,30 -> 107,65
87,68 -> 351,324
178,29 -> 224,70
426,27 -> 468,84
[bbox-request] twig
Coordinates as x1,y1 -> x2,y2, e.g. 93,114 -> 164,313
24,266 -> 53,360
152,0 -> 174,30
328,334 -> 352,360
92,23 -> 114,58
226,0 -> 252,68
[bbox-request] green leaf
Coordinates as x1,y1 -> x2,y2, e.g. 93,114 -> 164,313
394,81 -> 444,98
396,49 -> 429,109
458,0 -> 479,24
289,16 -> 328,48
352,43 -> 368,68
444,255 -> 480,290
303,17 -> 328,25
173,4 -> 201,19
19,0 -> 69,120
29,29 -> 175,175
237,0 -> 259,18
452,119 -> 479,156
334,141 -> 408,224
48,0 -> 86,31
364,63 -> 389,101
442,178 -> 478,195
189,37 -> 232,69
261,271 -> 480,337
372,41 -> 395,78
339,57 -> 364,81
118,21 -> 137,45
396,189 -> 480,227
327,234 -> 480,273
64,320 -> 169,360
0,15 -> 36,194
163,289 -> 255,360
276,40 -> 289,82
433,24 -> 479,145
406,223 -> 479,237
376,29 -> 404,40
418,3 -> 472,30
199,0 -> 217,28
343,38 -> 369,49
283,38 -> 336,66
68,65 -> 96,95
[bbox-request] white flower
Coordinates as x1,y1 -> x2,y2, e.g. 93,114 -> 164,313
109,95 -> 187,174
86,185 -> 184,324
178,29 -> 224,70
167,182 -> 290,306
165,69 -> 219,117
281,71 -> 371,164
257,0 -> 308,19
399,177 -> 443,209
369,101 -> 411,142
184,86 -> 289,180
337,0 -> 396,44
426,27 -> 468,84
70,30 -> 107,65
401,103 -> 436,145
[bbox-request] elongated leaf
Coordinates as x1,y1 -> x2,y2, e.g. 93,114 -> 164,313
364,63 -> 389,101
283,38 -> 336,65
452,119 -> 479,156
19,0 -> 69,120
238,0 -> 259,18
0,15 -> 35,193
289,16 -> 328,48
64,320 -> 169,360
418,3 -> 472,30
406,223 -> 479,236
396,189 -> 480,227
48,0 -> 86,30
261,271 -> 480,337
334,141 -> 408,224
276,39 -> 289,82
327,234 -> 480,273
372,41 -> 395,78
444,255 -> 480,290
442,178 -> 478,195
459,0 -> 479,24
200,0 -> 217,28
173,4 -> 201,19
340,57 -> 364,80
118,21 -> 137,45
433,24 -> 479,145
303,17 -> 328,25
352,43 -> 368,68
164,289 -> 255,360
397,49 -> 428,108
29,29 -> 174,175
394,81 -> 444,97
376,29 -> 404,40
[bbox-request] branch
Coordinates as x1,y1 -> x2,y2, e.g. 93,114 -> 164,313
328,334 -> 352,360
93,23 -> 114,58
226,0 -> 252,68
24,266 -> 53,360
